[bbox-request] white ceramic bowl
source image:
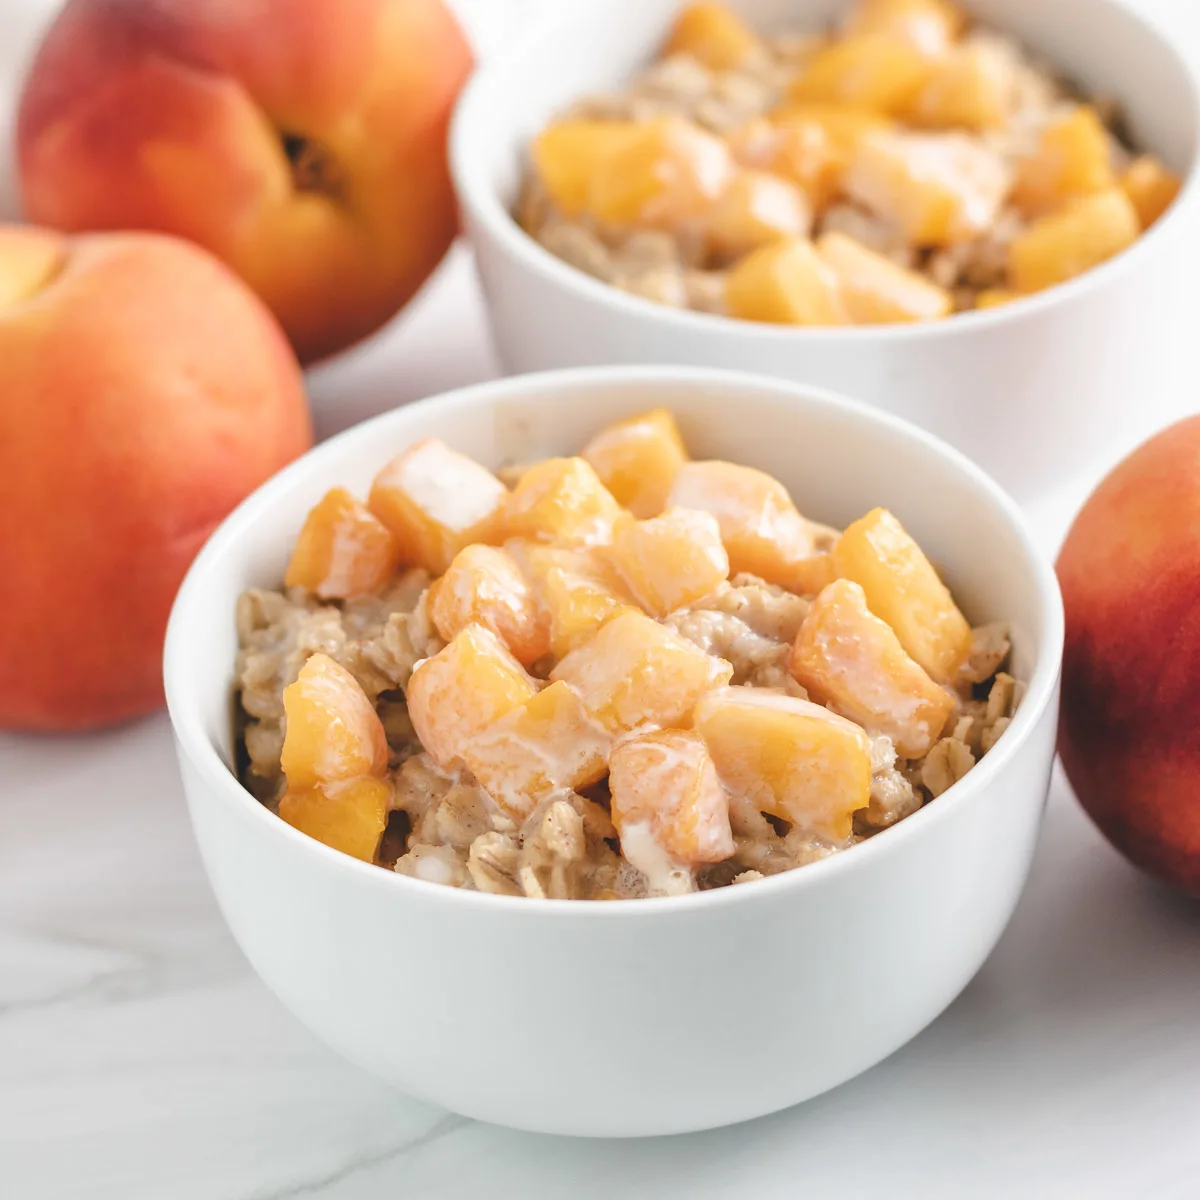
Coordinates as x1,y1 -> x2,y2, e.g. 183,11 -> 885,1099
451,0 -> 1200,500
165,366 -> 1063,1137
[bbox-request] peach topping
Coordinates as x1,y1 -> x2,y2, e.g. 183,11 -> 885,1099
610,729 -> 734,866
695,688 -> 872,841
285,487 -> 399,600
790,578 -> 953,758
264,405 -> 1008,890
280,652 -> 388,790
369,438 -> 507,575
580,407 -> 689,519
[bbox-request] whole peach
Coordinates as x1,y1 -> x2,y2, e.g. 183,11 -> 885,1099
0,227 -> 311,731
17,0 -> 472,363
1057,415 -> 1200,896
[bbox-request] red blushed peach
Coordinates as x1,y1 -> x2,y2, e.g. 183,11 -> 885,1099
1057,415 -> 1200,897
17,0 -> 472,363
0,227 -> 311,732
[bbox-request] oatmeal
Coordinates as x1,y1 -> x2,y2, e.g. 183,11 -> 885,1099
234,406 -> 1023,899
516,0 -> 1182,323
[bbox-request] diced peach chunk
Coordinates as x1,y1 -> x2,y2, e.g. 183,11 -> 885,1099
790,578 -> 954,757
846,130 -> 1010,246
505,457 -> 623,545
833,507 -> 971,682
406,624 -> 537,770
817,230 -> 951,323
667,459 -> 826,592
1010,106 -> 1115,218
728,117 -> 837,211
608,508 -> 729,617
580,408 -> 689,518
905,40 -> 1013,132
788,36 -> 935,115
694,688 -> 871,840
279,776 -> 391,863
550,610 -> 732,734
609,729 -> 734,864
663,2 -> 762,71
284,487 -> 400,600
524,544 -> 636,658
724,237 -> 848,325
463,681 -> 611,822
429,544 -> 550,667
586,116 -> 733,228
845,0 -> 965,54
1007,187 -> 1140,293
532,119 -> 638,217
280,653 -> 389,791
975,288 -> 1021,309
706,170 -> 812,260
733,109 -> 890,210
1120,155 -> 1182,230
368,439 -> 507,576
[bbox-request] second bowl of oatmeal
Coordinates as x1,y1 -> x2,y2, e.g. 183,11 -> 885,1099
165,366 -> 1062,1136
451,0 -> 1200,498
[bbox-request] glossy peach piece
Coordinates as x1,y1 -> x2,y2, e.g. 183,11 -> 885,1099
845,0 -> 965,54
695,687 -> 872,841
789,36 -> 934,115
668,459 -> 825,591
280,652 -> 389,791
664,2 -> 761,70
833,507 -> 971,682
609,729 -> 734,864
1120,155 -> 1182,230
905,40 -> 1011,132
279,776 -> 391,862
285,487 -> 399,599
464,680 -> 611,821
724,237 -> 848,325
846,130 -> 1010,246
608,507 -> 730,617
524,545 -> 636,658
1011,106 -> 1115,218
406,624 -> 537,770
706,170 -> 812,260
585,116 -> 733,228
369,438 -> 507,575
505,457 -> 623,545
429,543 -> 550,666
790,578 -> 953,757
550,610 -> 732,734
581,408 -> 689,519
1008,187 -> 1140,293
817,231 -> 951,323
532,119 -> 637,216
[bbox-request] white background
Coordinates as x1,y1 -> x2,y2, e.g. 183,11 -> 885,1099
2,1 -> 1200,1196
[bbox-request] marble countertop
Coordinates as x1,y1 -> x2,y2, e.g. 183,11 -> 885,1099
4,1 -> 1200,1196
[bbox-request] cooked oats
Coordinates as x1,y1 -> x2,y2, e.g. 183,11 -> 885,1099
516,0 -> 1176,323
235,406 -> 1024,899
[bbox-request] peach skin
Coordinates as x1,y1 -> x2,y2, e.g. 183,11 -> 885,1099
17,0 -> 473,363
0,227 -> 311,731
1057,415 -> 1200,897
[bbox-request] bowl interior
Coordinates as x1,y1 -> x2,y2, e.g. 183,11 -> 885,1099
456,0 -> 1198,240
166,369 -> 1057,784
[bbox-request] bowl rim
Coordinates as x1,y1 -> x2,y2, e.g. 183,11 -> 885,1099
449,0 -> 1200,343
164,364 -> 1064,919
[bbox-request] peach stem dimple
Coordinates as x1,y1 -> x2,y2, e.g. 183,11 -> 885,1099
281,132 -> 345,201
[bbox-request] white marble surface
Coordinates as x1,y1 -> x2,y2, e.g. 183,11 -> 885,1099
4,1 -> 1200,1196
